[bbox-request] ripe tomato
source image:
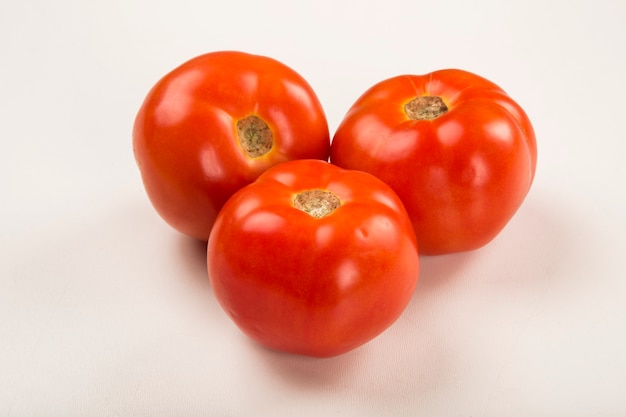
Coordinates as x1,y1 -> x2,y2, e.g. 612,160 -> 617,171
207,159 -> 419,358
330,69 -> 537,255
133,51 -> 330,240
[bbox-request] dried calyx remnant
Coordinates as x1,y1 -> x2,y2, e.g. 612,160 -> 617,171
404,96 -> 448,121
293,189 -> 341,219
236,115 -> 273,157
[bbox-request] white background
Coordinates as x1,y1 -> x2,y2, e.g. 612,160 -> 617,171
2,0 -> 626,415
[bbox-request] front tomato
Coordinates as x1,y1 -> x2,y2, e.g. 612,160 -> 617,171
207,160 -> 419,358
331,69 -> 537,255
133,51 -> 330,240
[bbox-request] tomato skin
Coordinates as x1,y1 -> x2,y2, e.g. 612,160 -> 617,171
330,69 -> 537,255
133,51 -> 330,240
207,159 -> 419,358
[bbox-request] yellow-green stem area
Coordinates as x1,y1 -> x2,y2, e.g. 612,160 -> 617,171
404,96 -> 448,120
236,115 -> 273,158
293,189 -> 341,219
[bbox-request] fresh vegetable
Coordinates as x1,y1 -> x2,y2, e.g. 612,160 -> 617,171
207,159 -> 420,357
331,69 -> 537,254
133,51 -> 330,240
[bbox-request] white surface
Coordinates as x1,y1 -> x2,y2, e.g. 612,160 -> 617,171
2,0 -> 626,415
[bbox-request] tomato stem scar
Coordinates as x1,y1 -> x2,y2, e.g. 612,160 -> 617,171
404,96 -> 448,120
293,189 -> 341,218
236,115 -> 273,157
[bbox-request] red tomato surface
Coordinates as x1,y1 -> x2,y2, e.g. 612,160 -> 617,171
133,51 -> 330,240
207,159 -> 419,358
330,69 -> 537,255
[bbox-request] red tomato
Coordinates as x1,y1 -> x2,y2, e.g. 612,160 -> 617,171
133,51 -> 330,240
330,69 -> 537,255
207,159 -> 419,358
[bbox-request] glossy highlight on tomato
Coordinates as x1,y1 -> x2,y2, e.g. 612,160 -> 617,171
133,51 -> 330,240
207,159 -> 420,358
330,69 -> 537,255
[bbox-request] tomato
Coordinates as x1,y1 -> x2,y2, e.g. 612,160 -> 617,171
207,159 -> 419,358
133,51 -> 330,240
330,69 -> 537,255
